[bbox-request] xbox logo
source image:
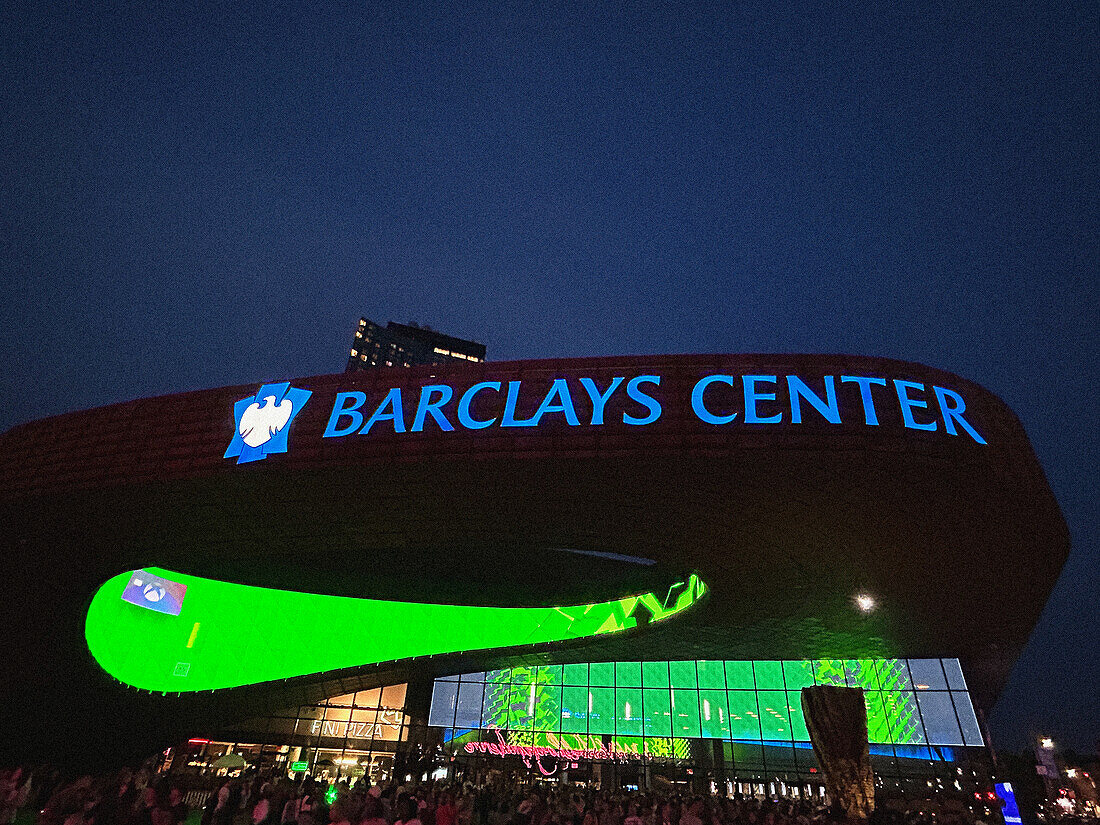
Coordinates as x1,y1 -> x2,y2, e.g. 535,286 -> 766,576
121,570 -> 186,617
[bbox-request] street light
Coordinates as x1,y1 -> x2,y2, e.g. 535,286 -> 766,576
855,594 -> 876,613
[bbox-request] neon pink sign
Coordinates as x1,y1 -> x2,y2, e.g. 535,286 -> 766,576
463,729 -> 645,776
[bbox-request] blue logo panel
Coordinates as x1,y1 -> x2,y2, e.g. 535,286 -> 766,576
224,382 -> 312,464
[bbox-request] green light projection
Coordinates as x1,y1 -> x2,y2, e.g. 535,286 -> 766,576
84,568 -> 707,694
432,658 -> 982,748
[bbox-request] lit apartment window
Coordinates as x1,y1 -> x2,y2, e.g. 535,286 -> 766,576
360,354 -> 367,361
433,347 -> 451,356
350,349 -> 358,356
355,331 -> 362,339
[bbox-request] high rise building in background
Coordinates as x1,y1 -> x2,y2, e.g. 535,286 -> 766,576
346,318 -> 486,371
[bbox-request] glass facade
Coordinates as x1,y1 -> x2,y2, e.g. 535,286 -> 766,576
186,684 -> 414,786
430,659 -> 983,750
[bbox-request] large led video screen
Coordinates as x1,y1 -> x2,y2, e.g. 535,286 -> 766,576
428,658 -> 983,750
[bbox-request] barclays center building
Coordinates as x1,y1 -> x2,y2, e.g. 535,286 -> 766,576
0,354 -> 1069,796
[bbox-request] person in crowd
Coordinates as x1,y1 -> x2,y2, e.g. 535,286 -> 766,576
329,798 -> 358,825
283,778 -> 324,825
436,792 -> 458,825
680,800 -> 704,825
395,795 -> 424,825
360,792 -> 388,825
0,770 -> 22,825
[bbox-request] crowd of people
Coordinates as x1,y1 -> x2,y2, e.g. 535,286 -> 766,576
1,765 -> 1004,825
1,766 -> 190,825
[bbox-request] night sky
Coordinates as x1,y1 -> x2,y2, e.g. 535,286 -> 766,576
1,3 -> 1096,751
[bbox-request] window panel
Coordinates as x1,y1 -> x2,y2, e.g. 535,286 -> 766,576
699,689 -> 730,739
589,662 -> 615,687
481,681 -> 511,729
589,687 -> 615,734
672,688 -> 701,737
765,742 -> 798,772
351,708 -> 378,725
864,691 -> 893,744
643,688 -> 673,737
428,681 -> 458,728
877,659 -> 913,691
459,672 -> 485,682
533,684 -> 562,733
724,660 -> 755,689
642,661 -> 670,688
510,667 -> 536,689
696,660 -> 727,689
728,740 -> 765,769
754,661 -> 785,689
883,690 -> 925,744
266,718 -> 296,737
324,706 -> 351,722
563,663 -> 589,685
917,691 -> 963,745
381,684 -> 406,709
537,665 -> 563,686
783,660 -> 815,689
812,660 -> 848,687
786,691 -> 810,740
908,659 -> 949,691
942,659 -> 969,691
615,661 -> 642,688
508,682 -> 536,730
727,690 -> 761,740
757,690 -> 791,740
560,686 -> 588,734
844,660 -> 881,690
951,691 -> 983,746
454,682 -> 485,729
615,687 -> 644,736
357,688 -> 382,708
795,744 -> 821,772
670,661 -> 698,688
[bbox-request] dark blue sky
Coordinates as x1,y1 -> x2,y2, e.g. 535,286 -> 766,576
1,2 -> 1096,751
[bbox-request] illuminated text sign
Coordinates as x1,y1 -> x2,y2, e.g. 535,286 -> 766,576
464,729 -> 648,775
308,709 -> 403,741
319,373 -> 987,444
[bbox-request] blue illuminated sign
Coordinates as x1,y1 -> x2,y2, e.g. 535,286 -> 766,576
996,782 -> 1023,825
228,372 -> 989,465
224,382 -> 312,464
319,373 -> 987,444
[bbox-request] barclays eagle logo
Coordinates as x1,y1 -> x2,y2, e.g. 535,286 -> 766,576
224,382 -> 312,465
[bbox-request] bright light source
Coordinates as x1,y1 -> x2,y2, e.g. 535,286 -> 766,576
1041,737 -> 1055,749
855,594 -> 876,612
1066,769 -> 1078,778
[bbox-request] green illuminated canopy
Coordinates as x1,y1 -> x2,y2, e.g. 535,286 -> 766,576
85,568 -> 706,693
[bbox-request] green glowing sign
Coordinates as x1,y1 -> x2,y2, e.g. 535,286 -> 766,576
85,568 -> 706,693
290,761 -> 308,772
